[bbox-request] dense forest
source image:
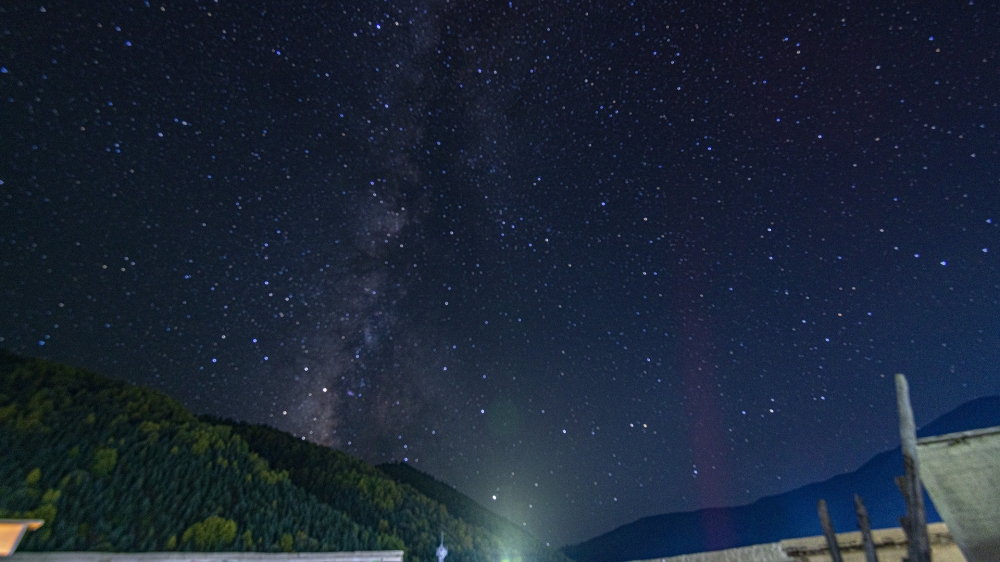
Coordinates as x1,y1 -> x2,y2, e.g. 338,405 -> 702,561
0,350 -> 570,562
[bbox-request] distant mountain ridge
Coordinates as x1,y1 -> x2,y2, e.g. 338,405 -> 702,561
562,396 -> 1000,562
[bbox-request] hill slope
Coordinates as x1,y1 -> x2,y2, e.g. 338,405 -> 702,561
0,350 -> 568,562
562,396 -> 1000,562
377,462 -> 546,557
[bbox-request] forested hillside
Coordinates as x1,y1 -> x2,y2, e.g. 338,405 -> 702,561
376,462 -> 547,558
0,350 -> 568,562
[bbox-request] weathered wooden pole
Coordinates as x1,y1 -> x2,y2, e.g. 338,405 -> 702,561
855,493 -> 879,562
895,373 -> 931,562
818,498 -> 844,562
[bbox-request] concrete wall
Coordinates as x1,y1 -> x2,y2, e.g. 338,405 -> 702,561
6,550 -> 404,562
633,523 -> 965,562
781,523 -> 964,562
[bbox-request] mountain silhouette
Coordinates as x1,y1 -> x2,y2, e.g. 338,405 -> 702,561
563,396 -> 1000,562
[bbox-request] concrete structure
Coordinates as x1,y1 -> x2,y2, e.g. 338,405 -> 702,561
917,425 -> 1000,562
0,520 -> 44,557
631,523 -> 965,562
6,551 -> 404,562
781,523 -> 964,562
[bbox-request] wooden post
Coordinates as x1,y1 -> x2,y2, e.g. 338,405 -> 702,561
895,373 -> 931,562
817,499 -> 844,562
855,494 -> 879,562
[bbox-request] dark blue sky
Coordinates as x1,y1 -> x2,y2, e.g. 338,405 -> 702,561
2,0 -> 998,547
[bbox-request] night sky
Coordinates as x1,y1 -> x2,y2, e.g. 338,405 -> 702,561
2,0 -> 999,548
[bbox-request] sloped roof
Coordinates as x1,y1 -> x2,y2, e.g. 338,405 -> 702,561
917,425 -> 1000,562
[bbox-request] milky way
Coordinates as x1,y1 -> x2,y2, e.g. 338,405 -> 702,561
3,0 -> 1000,547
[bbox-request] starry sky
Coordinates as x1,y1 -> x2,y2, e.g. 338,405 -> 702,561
2,0 -> 999,548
